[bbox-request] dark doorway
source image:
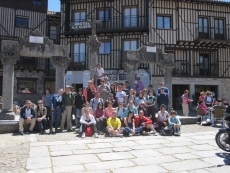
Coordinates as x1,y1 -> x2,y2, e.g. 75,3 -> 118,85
172,84 -> 190,110
73,84 -> 83,93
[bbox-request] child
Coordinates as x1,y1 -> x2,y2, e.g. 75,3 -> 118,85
168,110 -> 181,136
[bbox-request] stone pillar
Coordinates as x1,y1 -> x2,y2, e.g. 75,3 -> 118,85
0,54 -> 19,120
123,61 -> 139,89
87,35 -> 101,80
51,56 -> 71,92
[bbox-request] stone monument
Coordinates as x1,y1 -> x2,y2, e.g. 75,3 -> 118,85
86,13 -> 101,80
0,29 -> 70,121
123,42 -> 175,110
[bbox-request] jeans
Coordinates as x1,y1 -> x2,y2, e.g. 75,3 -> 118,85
75,108 -> 82,128
124,126 -> 143,134
61,106 -> 72,130
45,106 -> 51,130
53,107 -> 61,130
95,118 -> 104,131
38,118 -> 47,132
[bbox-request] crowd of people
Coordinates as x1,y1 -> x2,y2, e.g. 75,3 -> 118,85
17,63 -> 182,137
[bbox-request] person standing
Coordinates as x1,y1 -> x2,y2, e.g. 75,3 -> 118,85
90,91 -> 104,110
75,88 -> 86,129
42,88 -> 52,132
61,85 -> 75,132
19,100 -> 36,135
146,90 -> 157,124
157,87 -> 169,111
50,88 -> 64,133
157,82 -> 169,95
135,77 -> 144,96
83,80 -> 97,103
96,63 -> 105,86
97,78 -> 110,103
181,90 -> 192,116
116,85 -> 127,105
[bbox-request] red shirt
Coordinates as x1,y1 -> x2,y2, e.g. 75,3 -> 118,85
134,115 -> 152,127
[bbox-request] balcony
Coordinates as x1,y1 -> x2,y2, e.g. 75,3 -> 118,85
194,27 -> 230,47
193,63 -> 218,77
65,15 -> 148,36
68,53 -> 86,70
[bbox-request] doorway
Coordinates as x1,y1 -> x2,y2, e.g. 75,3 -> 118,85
172,85 -> 190,110
73,84 -> 83,93
195,85 -> 218,103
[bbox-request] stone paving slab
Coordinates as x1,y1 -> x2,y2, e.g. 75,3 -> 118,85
29,146 -> 49,158
87,142 -> 114,149
173,153 -> 201,160
52,154 -> 100,166
85,160 -> 136,171
73,148 -> 112,155
189,170 -> 210,173
192,150 -> 222,158
26,157 -> 51,170
111,140 -> 138,147
129,149 -> 163,158
27,168 -> 53,173
49,144 -> 88,152
53,165 -> 85,173
97,151 -> 135,161
112,147 -> 133,152
50,150 -> 73,157
160,159 -> 214,172
202,156 -> 230,166
112,165 -> 168,173
30,141 -> 66,147
132,155 -> 179,166
205,165 -> 230,173
188,144 -> 217,151
155,146 -> 195,155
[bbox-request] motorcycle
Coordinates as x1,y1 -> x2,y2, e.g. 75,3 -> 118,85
215,115 -> 230,152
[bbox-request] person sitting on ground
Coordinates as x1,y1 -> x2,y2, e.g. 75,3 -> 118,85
19,100 -> 36,135
35,100 -> 47,135
106,111 -> 123,137
135,91 -> 145,107
123,111 -> 143,136
157,104 -> 170,131
168,110 -> 181,136
134,110 -> 158,135
124,100 -> 138,117
80,108 -> 98,138
81,101 -> 93,115
93,102 -> 105,134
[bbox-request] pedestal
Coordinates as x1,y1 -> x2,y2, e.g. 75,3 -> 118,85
0,54 -> 19,120
51,57 -> 71,92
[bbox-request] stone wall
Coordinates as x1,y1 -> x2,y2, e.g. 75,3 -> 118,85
14,70 -> 45,106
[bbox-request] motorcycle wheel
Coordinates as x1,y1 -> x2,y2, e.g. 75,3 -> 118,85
215,131 -> 230,152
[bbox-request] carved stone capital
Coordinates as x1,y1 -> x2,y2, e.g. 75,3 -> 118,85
51,56 -> 71,69
87,35 -> 101,52
159,62 -> 175,73
122,61 -> 139,71
0,53 -> 20,65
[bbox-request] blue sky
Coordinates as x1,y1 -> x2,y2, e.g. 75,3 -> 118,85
48,0 -> 60,12
48,0 -> 230,12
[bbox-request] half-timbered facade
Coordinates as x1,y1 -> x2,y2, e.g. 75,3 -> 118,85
61,0 -> 230,109
0,0 -> 57,104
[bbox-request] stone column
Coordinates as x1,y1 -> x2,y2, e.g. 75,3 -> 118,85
0,54 -> 19,120
123,61 -> 139,89
87,35 -> 101,80
51,56 -> 71,92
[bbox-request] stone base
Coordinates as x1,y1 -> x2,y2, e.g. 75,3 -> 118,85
0,120 -> 19,134
0,111 -> 15,120
179,116 -> 197,125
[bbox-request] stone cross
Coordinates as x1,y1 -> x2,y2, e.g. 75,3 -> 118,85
87,13 -> 101,36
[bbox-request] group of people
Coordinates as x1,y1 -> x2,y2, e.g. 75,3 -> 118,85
18,63 -> 181,137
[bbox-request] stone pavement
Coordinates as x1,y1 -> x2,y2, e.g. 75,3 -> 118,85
1,124 -> 230,173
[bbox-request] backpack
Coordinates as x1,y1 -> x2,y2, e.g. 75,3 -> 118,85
160,126 -> 173,136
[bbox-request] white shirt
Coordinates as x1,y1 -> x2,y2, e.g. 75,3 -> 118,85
158,111 -> 168,122
116,91 -> 126,103
207,97 -> 211,102
25,108 -> 31,118
97,68 -> 104,79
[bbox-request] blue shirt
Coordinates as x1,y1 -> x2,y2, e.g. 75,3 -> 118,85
50,94 -> 63,109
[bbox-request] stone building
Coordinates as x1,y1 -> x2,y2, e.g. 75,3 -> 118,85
0,0 -> 60,105
60,0 -> 230,110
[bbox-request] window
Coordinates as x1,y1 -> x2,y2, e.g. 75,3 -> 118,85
124,7 -> 137,27
73,43 -> 85,62
15,17 -> 28,28
98,9 -> 110,21
33,0 -> 42,6
17,78 -> 36,94
214,19 -> 224,39
157,15 -> 171,29
50,26 -> 57,40
198,17 -> 209,33
199,54 -> 210,75
119,74 -> 127,80
123,40 -> 137,51
74,11 -> 86,22
99,41 -> 111,54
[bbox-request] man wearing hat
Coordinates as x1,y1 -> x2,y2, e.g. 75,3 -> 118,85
61,85 -> 75,132
74,88 -> 86,128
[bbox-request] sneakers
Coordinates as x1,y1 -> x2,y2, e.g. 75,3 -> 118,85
94,132 -> 99,138
81,132 -> 85,138
115,133 -> 123,138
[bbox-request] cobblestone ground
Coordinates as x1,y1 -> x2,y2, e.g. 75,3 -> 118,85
1,124 -> 230,173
